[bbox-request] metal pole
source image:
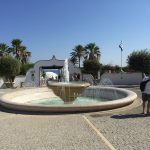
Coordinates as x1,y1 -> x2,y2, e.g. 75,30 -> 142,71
121,49 -> 122,72
119,41 -> 123,79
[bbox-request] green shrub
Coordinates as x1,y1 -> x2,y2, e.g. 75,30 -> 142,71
20,63 -> 34,75
127,49 -> 150,72
83,60 -> 101,78
0,56 -> 20,82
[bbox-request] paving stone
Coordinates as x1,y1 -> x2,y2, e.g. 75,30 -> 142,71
87,88 -> 150,150
0,114 -> 109,150
0,87 -> 149,150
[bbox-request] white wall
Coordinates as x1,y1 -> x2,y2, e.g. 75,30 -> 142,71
14,75 -> 26,87
101,72 -> 142,85
0,78 -> 4,88
0,76 -> 26,88
68,61 -> 81,81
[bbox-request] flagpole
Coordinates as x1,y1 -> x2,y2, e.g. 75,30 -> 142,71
119,41 -> 123,79
121,47 -> 122,72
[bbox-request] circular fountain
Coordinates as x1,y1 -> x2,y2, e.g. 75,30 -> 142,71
0,59 -> 137,113
0,86 -> 137,112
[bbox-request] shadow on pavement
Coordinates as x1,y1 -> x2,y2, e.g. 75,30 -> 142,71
111,113 -> 150,119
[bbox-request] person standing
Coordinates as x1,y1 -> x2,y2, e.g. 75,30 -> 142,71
140,76 -> 150,114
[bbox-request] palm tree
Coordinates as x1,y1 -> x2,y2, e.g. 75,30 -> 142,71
0,43 -> 10,57
19,46 -> 31,64
69,57 -> 78,66
70,45 -> 85,68
85,43 -> 100,61
11,39 -> 31,64
11,39 -> 22,60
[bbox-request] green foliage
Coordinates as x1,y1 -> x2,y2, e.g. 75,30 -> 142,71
20,63 -> 34,75
69,57 -> 78,66
122,66 -> 134,72
0,56 -> 20,81
101,64 -> 120,75
83,60 -> 101,78
11,39 -> 31,64
127,49 -> 150,72
42,71 -> 46,78
0,43 -> 10,56
70,45 -> 85,68
0,39 -> 31,65
70,43 -> 101,68
85,43 -> 100,61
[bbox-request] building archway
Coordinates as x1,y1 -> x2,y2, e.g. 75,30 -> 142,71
25,56 -> 81,86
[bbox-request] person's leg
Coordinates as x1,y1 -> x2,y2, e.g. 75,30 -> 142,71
146,94 -> 150,113
142,93 -> 146,114
143,101 -> 146,114
147,100 -> 150,113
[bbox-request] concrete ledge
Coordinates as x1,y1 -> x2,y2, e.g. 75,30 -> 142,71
0,87 -> 137,113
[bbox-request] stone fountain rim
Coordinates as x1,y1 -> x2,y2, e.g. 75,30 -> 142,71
0,87 -> 137,112
47,81 -> 91,87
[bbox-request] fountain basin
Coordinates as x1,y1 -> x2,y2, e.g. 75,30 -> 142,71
47,82 -> 90,103
0,87 -> 137,112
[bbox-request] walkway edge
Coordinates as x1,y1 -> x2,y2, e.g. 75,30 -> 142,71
82,115 -> 116,150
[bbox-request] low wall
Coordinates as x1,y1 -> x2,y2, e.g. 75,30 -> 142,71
14,76 -> 26,87
0,76 -> 26,88
82,74 -> 94,84
101,72 -> 142,85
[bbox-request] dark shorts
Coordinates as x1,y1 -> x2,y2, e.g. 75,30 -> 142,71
142,93 -> 150,101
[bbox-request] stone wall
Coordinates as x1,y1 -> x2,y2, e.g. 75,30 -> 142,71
101,72 -> 142,85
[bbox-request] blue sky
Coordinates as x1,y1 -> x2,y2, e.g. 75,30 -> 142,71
0,0 -> 150,66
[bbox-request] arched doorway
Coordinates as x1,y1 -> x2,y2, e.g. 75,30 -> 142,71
25,55 -> 81,87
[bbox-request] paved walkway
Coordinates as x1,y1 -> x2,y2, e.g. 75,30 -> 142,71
0,87 -> 149,150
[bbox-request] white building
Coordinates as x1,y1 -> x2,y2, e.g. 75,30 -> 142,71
24,55 -> 82,86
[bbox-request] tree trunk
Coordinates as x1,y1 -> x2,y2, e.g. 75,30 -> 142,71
79,57 -> 80,68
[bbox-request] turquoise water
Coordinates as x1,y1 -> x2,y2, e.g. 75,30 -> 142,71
29,97 -> 109,105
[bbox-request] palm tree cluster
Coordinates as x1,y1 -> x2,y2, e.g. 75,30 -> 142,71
70,43 -> 100,68
0,43 -> 10,57
0,39 -> 31,64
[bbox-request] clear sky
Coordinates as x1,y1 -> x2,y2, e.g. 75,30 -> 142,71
0,0 -> 150,66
